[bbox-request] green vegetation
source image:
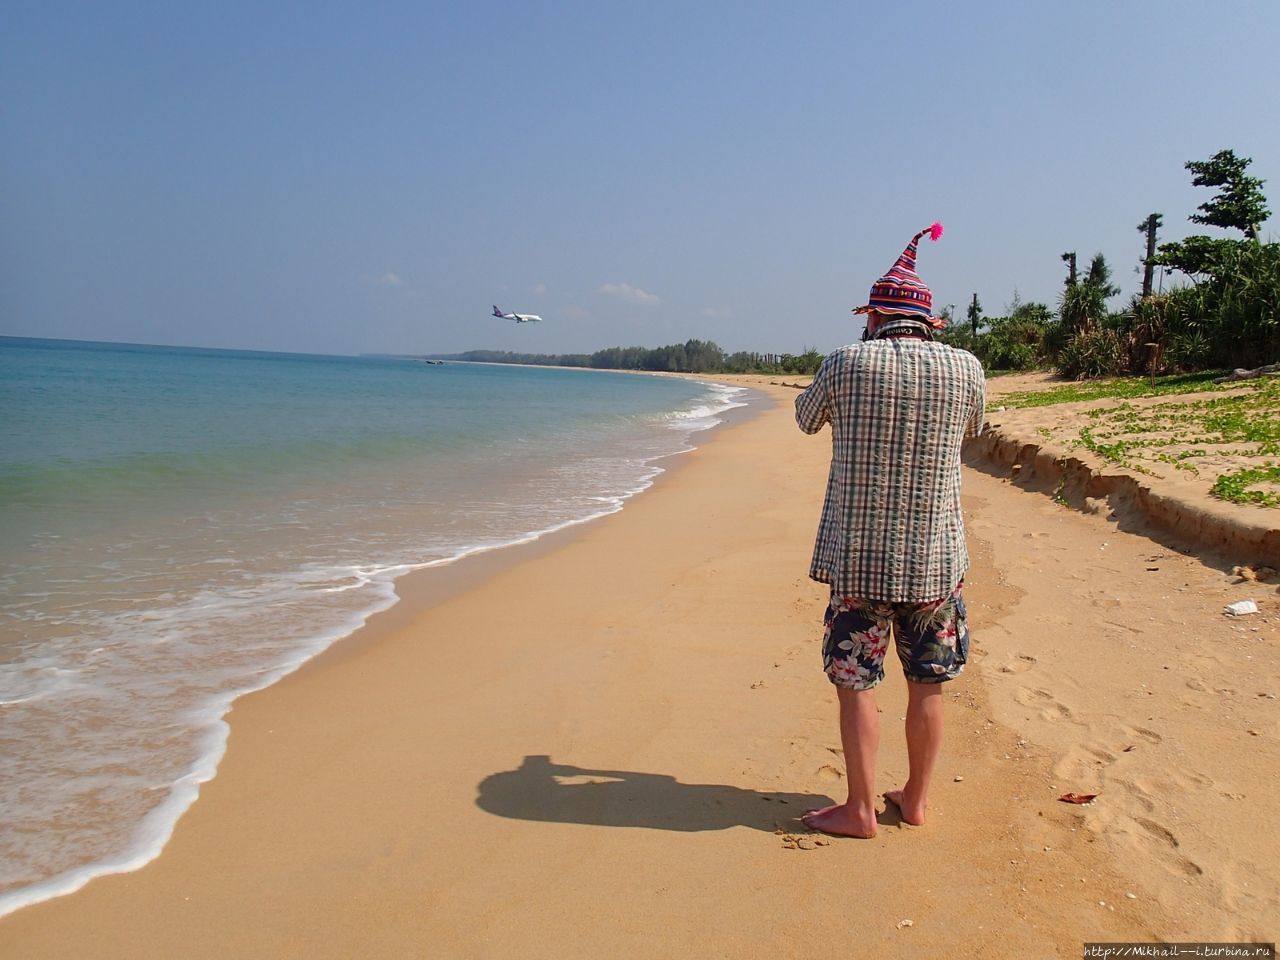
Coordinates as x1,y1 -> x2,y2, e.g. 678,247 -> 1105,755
434,150 -> 1274,385
938,297 -> 1058,372
1211,465 -> 1280,507
941,148 -> 1277,380
427,340 -> 825,375
1019,378 -> 1280,506
1000,372 -> 1227,408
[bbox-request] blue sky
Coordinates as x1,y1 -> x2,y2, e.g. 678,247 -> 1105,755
3,1 -> 1278,357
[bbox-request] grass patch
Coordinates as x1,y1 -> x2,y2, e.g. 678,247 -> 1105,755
1001,371 -> 1229,409
1024,379 -> 1280,507
1077,426 -> 1133,462
1211,464 -> 1280,507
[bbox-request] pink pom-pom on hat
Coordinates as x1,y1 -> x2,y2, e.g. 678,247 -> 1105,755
853,221 -> 946,328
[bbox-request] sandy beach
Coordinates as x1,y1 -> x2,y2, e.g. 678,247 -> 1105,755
1,377 -> 1276,958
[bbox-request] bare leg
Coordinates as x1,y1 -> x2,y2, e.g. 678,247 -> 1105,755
884,681 -> 943,825
802,686 -> 879,838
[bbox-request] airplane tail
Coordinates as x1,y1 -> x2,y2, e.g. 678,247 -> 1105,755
492,305 -> 503,317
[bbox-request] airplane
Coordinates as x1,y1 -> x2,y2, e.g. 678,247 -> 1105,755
492,305 -> 542,324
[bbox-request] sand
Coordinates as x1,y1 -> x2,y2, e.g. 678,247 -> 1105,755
978,372 -> 1280,565
0,377 -> 1276,957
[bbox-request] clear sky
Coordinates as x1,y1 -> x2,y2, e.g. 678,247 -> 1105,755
3,1 -> 1278,358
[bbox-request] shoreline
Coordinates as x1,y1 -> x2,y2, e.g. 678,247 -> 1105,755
288,384 -> 768,678
0,373 -> 763,923
1,378 -> 1274,955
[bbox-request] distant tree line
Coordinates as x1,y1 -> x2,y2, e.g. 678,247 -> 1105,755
939,148 -> 1277,378
426,339 -> 825,375
430,150 -> 1274,383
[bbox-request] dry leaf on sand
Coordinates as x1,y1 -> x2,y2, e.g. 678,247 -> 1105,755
1058,792 -> 1098,805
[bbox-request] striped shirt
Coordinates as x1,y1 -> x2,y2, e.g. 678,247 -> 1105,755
795,338 -> 985,602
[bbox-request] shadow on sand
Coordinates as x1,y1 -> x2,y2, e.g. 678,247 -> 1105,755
476,756 -> 837,833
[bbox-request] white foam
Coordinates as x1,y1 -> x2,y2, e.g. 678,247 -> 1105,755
0,379 -> 761,919
664,382 -> 749,432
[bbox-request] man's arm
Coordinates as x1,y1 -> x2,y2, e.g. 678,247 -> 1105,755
795,355 -> 833,434
965,360 -> 986,438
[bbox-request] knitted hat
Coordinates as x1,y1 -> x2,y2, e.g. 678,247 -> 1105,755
853,223 -> 945,329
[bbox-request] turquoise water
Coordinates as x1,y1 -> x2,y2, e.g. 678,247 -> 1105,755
0,336 -> 751,916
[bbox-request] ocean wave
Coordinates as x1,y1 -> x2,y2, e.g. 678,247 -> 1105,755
0,369 -> 760,918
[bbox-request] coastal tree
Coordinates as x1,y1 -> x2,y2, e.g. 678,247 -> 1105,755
967,293 -> 983,337
1156,149 -> 1271,279
1054,252 -> 1125,376
979,299 -> 1055,370
1060,252 -> 1118,334
1061,251 -> 1078,288
780,348 -> 824,375
1185,149 -> 1269,240
1147,149 -> 1277,368
1084,253 -> 1119,300
1137,213 -> 1162,299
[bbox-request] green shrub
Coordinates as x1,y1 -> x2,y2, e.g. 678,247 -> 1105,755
1056,327 -> 1125,380
1165,329 -> 1212,371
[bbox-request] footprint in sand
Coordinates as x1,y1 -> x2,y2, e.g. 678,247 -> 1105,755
1014,686 -> 1073,721
997,653 -> 1038,675
1107,777 -> 1158,814
1168,767 -> 1214,791
1129,768 -> 1214,798
1135,816 -> 1180,849
1099,810 -> 1204,879
1121,724 -> 1163,744
1052,743 -> 1116,783
816,764 -> 844,782
1175,857 -> 1205,877
1085,745 -> 1118,764
1133,817 -> 1206,876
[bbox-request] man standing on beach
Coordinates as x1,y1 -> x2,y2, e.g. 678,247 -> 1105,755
795,223 -> 984,838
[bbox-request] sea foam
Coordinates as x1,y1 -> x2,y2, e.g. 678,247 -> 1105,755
0,340 -> 752,918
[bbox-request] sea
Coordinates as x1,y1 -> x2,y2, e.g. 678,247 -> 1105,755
0,336 -> 753,917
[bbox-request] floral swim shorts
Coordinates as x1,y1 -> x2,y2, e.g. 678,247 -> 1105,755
821,582 -> 969,690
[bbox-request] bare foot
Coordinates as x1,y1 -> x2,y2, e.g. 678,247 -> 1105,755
883,788 -> 926,825
800,802 -> 877,839
802,802 -> 840,820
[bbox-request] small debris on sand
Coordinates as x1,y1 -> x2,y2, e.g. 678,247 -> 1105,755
1233,565 -> 1277,583
1058,792 -> 1098,805
1225,600 -> 1260,617
780,832 -> 830,850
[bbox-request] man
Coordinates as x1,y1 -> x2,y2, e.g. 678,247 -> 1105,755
795,223 -> 985,838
